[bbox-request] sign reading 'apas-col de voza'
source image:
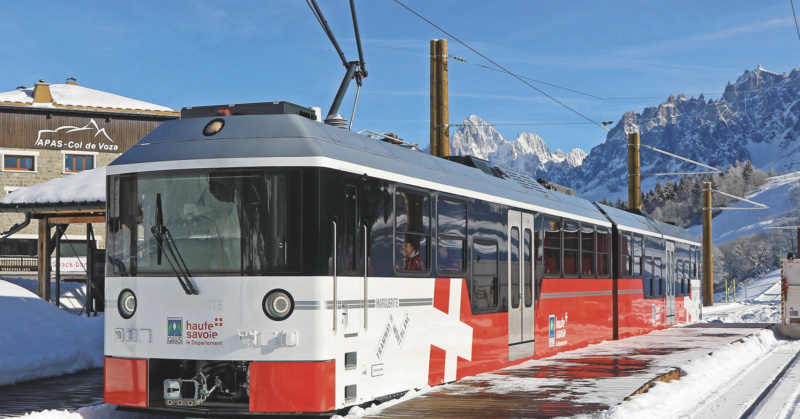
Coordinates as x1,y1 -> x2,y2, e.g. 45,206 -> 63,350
33,119 -> 119,151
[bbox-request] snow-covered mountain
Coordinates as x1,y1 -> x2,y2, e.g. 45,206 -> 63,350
451,66 -> 800,201
450,115 -> 586,183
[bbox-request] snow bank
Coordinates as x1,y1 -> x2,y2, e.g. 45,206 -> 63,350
18,404 -> 176,419
0,279 -> 103,386
0,166 -> 105,205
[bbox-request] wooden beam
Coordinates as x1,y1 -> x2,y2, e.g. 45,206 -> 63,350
37,218 -> 50,301
48,216 -> 105,224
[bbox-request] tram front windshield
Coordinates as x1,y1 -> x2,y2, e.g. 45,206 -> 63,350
108,170 -> 301,275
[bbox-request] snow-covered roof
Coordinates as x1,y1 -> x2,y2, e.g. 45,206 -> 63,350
0,166 -> 105,211
0,83 -> 175,114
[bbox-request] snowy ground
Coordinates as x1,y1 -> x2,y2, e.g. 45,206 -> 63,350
2,269 -> 794,418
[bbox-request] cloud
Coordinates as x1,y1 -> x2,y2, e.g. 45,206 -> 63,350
615,17 -> 795,57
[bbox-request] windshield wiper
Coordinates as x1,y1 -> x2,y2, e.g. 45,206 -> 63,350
151,193 -> 199,295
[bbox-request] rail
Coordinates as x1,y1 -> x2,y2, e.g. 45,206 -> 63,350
739,347 -> 800,418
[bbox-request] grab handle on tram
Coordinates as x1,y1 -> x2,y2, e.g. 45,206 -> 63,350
364,224 -> 368,329
333,219 -> 338,332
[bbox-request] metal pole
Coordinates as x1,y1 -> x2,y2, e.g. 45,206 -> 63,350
703,182 -> 714,306
627,133 -> 641,210
55,225 -> 61,308
430,40 -> 439,157
725,278 -> 728,303
436,39 -> 450,157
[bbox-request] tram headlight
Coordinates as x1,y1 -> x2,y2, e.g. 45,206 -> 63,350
203,118 -> 225,136
118,289 -> 137,319
263,289 -> 294,321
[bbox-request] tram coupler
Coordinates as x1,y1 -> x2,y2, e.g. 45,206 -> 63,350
164,379 -> 201,406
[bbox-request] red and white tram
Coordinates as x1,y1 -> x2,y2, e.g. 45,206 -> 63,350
103,102 -> 701,416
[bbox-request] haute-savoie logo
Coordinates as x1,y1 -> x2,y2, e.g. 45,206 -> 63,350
167,318 -> 183,344
167,317 -> 224,346
548,315 -> 556,347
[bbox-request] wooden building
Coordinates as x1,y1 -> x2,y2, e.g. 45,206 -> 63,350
0,78 -> 178,275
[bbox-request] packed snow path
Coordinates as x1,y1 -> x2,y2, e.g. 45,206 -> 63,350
367,324 -> 774,418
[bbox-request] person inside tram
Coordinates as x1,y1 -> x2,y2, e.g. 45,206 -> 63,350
438,245 -> 461,272
403,239 -> 423,271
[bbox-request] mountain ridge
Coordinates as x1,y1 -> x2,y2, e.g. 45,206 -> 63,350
450,66 -> 800,200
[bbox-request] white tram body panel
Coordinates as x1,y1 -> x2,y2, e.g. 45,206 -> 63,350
105,275 -> 468,409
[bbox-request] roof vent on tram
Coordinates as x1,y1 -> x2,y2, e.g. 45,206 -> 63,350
443,155 -> 507,179
181,101 -> 318,120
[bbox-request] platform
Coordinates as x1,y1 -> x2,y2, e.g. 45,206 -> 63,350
370,323 -> 773,418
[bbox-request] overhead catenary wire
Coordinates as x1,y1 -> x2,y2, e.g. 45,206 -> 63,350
451,55 -> 800,102
392,0 -> 611,133
792,0 -> 800,42
393,1 -> 769,178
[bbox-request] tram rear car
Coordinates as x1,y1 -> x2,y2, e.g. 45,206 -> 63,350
104,102 -> 701,415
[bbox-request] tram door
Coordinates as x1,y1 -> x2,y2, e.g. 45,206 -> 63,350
337,183 -> 365,336
508,210 -> 536,361
665,242 -> 676,325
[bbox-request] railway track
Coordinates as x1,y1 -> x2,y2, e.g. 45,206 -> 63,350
739,344 -> 800,419
684,341 -> 800,419
0,368 -> 103,417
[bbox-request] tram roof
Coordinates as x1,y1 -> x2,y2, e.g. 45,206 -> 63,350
110,113 -> 613,225
596,203 -> 699,244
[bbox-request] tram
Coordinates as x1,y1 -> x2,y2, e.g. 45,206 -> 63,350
102,101 -> 702,415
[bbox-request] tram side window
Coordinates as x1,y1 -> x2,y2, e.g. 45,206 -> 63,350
343,185 -> 358,274
643,256 -> 653,297
524,229 -> 533,307
437,198 -> 466,274
510,227 -> 520,309
543,217 -> 561,276
472,240 -> 498,311
656,257 -> 664,297
581,224 -> 594,277
633,234 -> 643,277
679,261 -> 687,296
597,228 -> 611,277
563,221 -> 579,276
620,233 -> 632,277
396,189 -> 430,272
654,258 -> 663,297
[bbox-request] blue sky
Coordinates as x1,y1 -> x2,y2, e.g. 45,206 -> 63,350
1,1 -> 798,152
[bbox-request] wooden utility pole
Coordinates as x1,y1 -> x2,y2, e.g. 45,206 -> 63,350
703,182 -> 713,306
430,39 -> 449,157
627,133 -> 641,210
430,40 -> 439,156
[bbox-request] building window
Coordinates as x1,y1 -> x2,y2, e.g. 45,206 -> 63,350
4,155 -> 35,171
65,154 -> 95,173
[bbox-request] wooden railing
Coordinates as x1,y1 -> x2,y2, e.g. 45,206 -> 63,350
0,256 -> 38,272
